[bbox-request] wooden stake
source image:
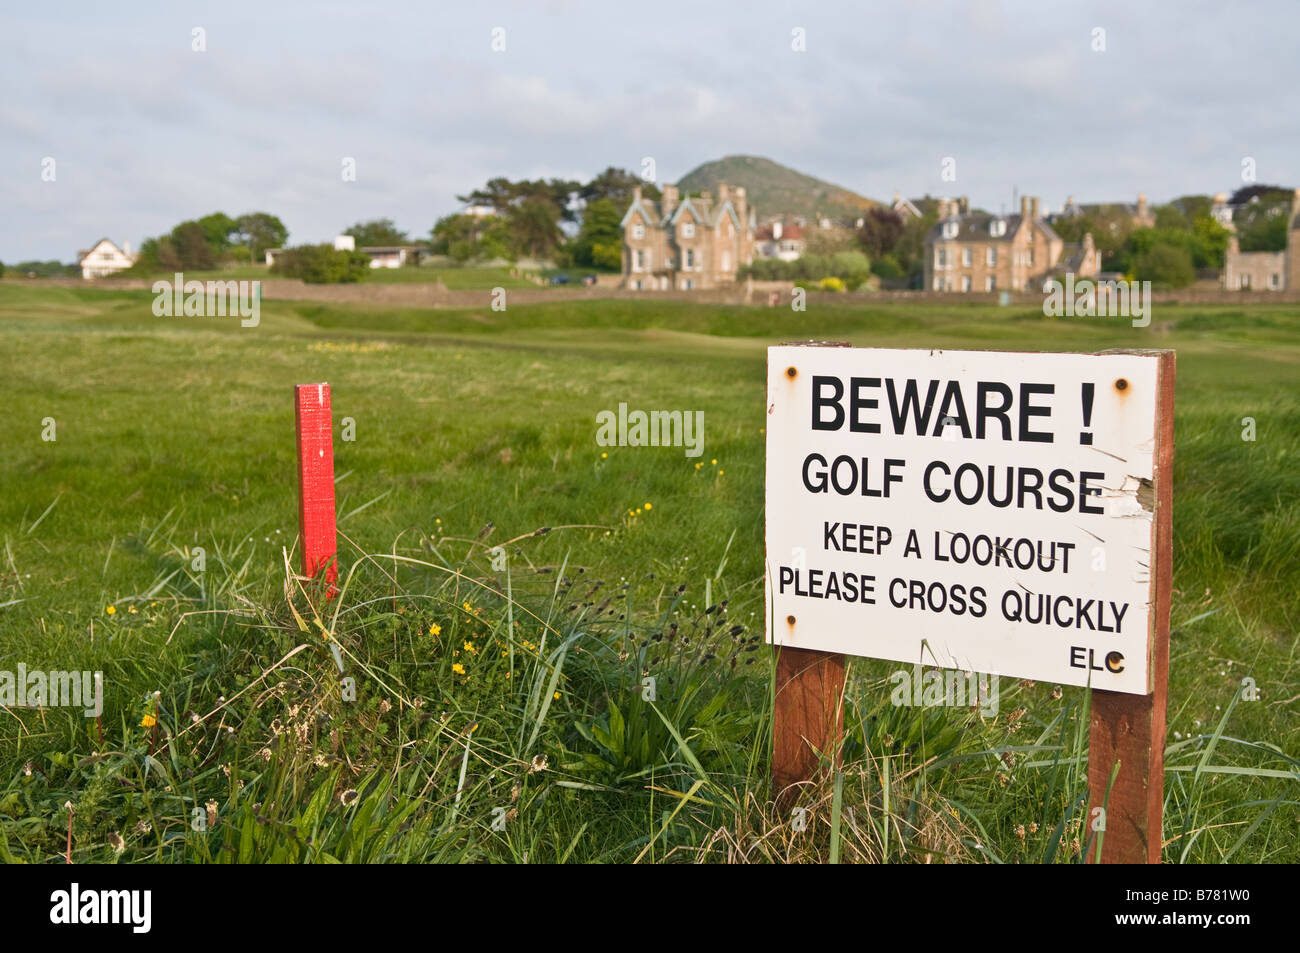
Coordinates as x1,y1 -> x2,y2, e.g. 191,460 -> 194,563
1087,349 -> 1175,863
295,383 -> 338,597
773,645 -> 846,800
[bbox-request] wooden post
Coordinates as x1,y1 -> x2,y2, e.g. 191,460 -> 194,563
294,382 -> 338,597
1087,350 -> 1175,863
771,340 -> 851,802
773,645 -> 846,799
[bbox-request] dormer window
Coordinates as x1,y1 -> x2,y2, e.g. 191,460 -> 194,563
632,223 -> 645,240
942,221 -> 959,239
682,222 -> 695,238
989,219 -> 1006,237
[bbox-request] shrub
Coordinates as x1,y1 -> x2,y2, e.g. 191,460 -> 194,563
819,276 -> 845,292
272,245 -> 372,284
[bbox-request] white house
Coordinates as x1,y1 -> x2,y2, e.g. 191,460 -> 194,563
78,238 -> 135,279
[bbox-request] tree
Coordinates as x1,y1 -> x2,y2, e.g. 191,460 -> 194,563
170,221 -> 217,270
1133,244 -> 1195,288
235,213 -> 289,258
579,167 -> 660,209
197,213 -> 238,252
570,198 -> 623,270
344,218 -> 409,247
857,207 -> 905,258
508,197 -> 563,259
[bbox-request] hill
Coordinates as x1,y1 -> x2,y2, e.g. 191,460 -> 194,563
676,155 -> 880,223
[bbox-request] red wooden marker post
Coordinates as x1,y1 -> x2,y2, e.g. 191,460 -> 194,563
1086,350 -> 1175,863
295,382 -> 338,598
773,645 -> 846,799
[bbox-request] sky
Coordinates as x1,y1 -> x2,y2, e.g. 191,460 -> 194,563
2,0 -> 1297,261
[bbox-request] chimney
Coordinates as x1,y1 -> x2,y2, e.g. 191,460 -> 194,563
1020,196 -> 1031,219
718,182 -> 730,204
938,198 -> 953,219
123,240 -> 132,258
1030,197 -> 1040,220
633,185 -> 642,205
1137,192 -> 1149,219
734,186 -> 747,220
773,221 -> 783,240
700,189 -> 712,205
662,183 -> 679,217
893,191 -> 901,204
958,196 -> 969,214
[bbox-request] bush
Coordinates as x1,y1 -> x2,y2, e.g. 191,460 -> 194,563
871,255 -> 903,279
1133,244 -> 1196,289
819,276 -> 845,292
272,245 -> 372,284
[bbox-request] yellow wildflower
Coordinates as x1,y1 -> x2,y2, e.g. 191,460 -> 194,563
430,624 -> 442,636
140,714 -> 156,728
644,502 -> 652,511
553,691 -> 561,700
105,606 -> 116,615
601,452 -> 608,459
463,641 -> 476,654
451,662 -> 466,675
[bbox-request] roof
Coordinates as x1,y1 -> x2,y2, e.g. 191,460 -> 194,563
77,237 -> 129,264
756,223 -> 805,241
927,213 -> 1060,244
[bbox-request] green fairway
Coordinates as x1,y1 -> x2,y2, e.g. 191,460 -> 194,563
1,282 -> 1296,863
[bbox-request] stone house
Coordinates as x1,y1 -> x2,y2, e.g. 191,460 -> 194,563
620,182 -> 756,290
924,196 -> 1092,292
1222,189 -> 1300,290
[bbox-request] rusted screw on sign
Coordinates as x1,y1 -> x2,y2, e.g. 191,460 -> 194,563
786,615 -> 796,625
786,366 -> 797,378
1115,378 -> 1128,391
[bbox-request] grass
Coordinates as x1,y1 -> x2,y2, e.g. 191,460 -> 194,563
0,282 -> 1296,863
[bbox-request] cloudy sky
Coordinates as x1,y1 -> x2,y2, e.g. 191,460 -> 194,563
3,0 -> 1296,261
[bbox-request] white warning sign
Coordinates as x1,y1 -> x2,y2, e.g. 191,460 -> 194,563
765,346 -> 1166,694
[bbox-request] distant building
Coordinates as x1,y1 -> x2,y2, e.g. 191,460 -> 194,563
1222,189 -> 1300,290
891,192 -> 923,221
924,196 -> 1095,292
754,220 -> 805,261
77,238 -> 135,279
265,235 -> 425,268
620,182 -> 756,290
1052,193 -> 1155,231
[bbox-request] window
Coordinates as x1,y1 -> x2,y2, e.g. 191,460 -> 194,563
682,278 -> 694,290
942,221 -> 958,239
685,248 -> 695,269
634,279 -> 643,290
682,222 -> 695,238
1271,273 -> 1280,289
634,250 -> 644,272
936,248 -> 948,268
986,276 -> 996,291
990,219 -> 1006,237
986,247 -> 997,266
632,223 -> 645,240
722,251 -> 731,271
1240,274 -> 1251,289
962,247 -> 972,267
961,276 -> 972,292
934,277 -> 942,291
1026,248 -> 1034,267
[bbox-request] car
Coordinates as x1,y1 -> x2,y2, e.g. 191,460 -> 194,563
548,274 -> 570,285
